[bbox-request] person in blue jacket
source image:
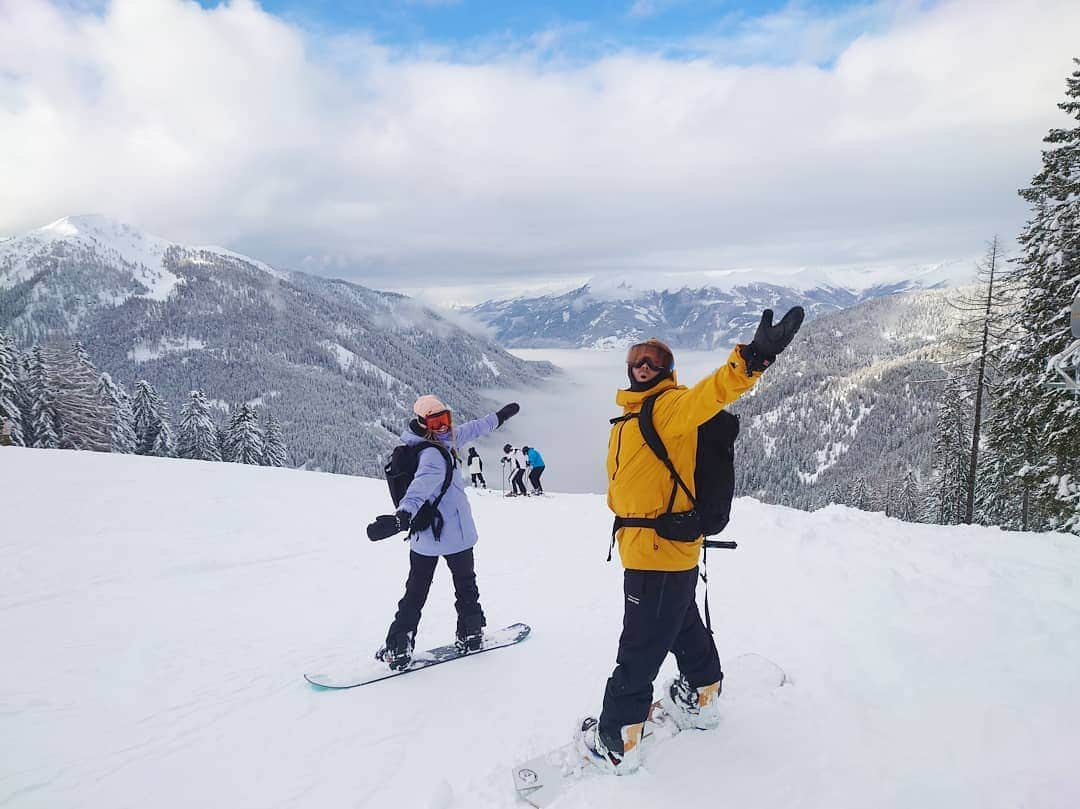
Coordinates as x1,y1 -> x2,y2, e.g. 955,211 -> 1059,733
522,445 -> 546,495
375,394 -> 520,670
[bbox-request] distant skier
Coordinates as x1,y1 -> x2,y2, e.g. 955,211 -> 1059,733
501,444 -> 528,496
522,445 -> 546,494
374,395 -> 520,670
0,419 -> 12,447
467,447 -> 487,488
578,308 -> 804,775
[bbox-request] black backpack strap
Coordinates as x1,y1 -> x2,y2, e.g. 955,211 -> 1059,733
638,392 -> 696,508
410,442 -> 455,539
420,441 -> 455,508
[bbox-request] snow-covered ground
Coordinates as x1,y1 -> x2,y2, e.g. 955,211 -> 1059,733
2,448 -> 1079,809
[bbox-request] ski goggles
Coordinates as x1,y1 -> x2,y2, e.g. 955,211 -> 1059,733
626,342 -> 673,372
422,409 -> 452,433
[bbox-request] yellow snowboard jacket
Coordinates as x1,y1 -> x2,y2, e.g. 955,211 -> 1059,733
606,347 -> 762,572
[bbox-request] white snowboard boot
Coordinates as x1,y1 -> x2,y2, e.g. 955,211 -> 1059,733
661,673 -> 722,730
576,717 -> 643,775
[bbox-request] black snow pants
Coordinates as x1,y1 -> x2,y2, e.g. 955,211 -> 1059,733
386,548 -> 485,642
599,567 -> 721,751
510,468 -> 527,495
470,472 -> 486,487
528,466 -> 545,493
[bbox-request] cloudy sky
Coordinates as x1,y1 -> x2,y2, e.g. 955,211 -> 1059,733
1,0 -> 1077,302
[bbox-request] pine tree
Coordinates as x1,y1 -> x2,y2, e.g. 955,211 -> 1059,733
178,390 -> 222,461
261,411 -> 288,467
925,373 -> 971,525
989,59 -> 1080,533
132,380 -> 174,457
97,373 -> 138,454
52,342 -> 112,452
974,442 -> 1023,529
26,347 -> 60,449
897,471 -> 922,522
0,332 -> 26,446
224,403 -> 264,465
848,477 -> 872,511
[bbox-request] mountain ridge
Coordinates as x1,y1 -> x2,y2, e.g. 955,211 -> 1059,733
0,215 -> 553,475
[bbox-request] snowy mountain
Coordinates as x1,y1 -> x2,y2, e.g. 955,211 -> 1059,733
0,215 -> 553,474
462,280 -> 940,350
3,448 -> 1077,808
729,287 -> 960,512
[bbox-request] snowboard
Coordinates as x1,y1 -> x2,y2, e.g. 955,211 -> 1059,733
305,622 -> 531,690
511,653 -> 786,808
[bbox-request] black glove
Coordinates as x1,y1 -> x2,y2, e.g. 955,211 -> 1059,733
367,514 -> 403,541
496,402 -> 520,426
395,510 -> 412,532
739,306 -> 805,374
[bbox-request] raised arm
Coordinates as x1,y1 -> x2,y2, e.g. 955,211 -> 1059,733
453,402 -> 519,445
654,307 -> 805,436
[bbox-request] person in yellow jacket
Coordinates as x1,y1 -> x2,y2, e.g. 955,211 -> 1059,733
578,306 -> 805,774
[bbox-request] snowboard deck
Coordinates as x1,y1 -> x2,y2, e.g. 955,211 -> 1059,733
511,653 -> 786,808
305,622 -> 530,690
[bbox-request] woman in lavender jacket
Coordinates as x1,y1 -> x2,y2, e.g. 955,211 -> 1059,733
375,394 -> 520,670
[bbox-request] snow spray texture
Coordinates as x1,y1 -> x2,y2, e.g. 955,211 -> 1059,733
610,391 -> 739,543
367,442 -> 454,541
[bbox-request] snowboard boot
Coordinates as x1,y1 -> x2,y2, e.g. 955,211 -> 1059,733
576,717 -> 643,775
455,615 -> 485,654
375,631 -> 415,671
660,673 -> 722,730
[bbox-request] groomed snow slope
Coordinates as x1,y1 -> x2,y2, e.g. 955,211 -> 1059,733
2,448 -> 1078,809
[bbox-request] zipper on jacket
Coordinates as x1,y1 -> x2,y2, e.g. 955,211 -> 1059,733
611,420 -> 628,480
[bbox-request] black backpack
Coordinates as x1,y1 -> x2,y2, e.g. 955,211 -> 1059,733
610,389 -> 740,545
384,441 -> 455,539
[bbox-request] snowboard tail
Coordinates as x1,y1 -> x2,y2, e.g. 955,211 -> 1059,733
305,622 -> 530,690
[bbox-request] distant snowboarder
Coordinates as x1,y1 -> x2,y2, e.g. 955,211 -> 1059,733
372,395 -> 519,670
579,308 -> 804,775
522,445 -> 546,494
501,444 -> 528,496
467,447 -> 487,488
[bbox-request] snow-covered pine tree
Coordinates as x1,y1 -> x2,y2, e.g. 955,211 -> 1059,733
974,441 -> 1023,529
897,471 -> 922,522
150,417 -> 175,458
132,380 -> 174,457
96,373 -> 137,454
925,373 -> 972,525
178,390 -> 222,461
51,342 -> 112,452
26,348 -> 61,449
848,477 -> 872,511
0,332 -> 26,446
989,58 -> 1080,534
216,423 -> 229,460
224,403 -> 264,465
261,411 -> 288,467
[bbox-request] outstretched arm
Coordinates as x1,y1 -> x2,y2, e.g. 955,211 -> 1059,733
452,412 -> 500,445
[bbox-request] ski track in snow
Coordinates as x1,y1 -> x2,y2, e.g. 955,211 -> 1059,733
2,448 -> 1079,808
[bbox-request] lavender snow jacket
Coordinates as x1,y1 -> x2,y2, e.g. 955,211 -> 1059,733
397,412 -> 500,557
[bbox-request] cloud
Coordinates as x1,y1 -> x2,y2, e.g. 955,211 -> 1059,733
0,0 -> 1077,294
